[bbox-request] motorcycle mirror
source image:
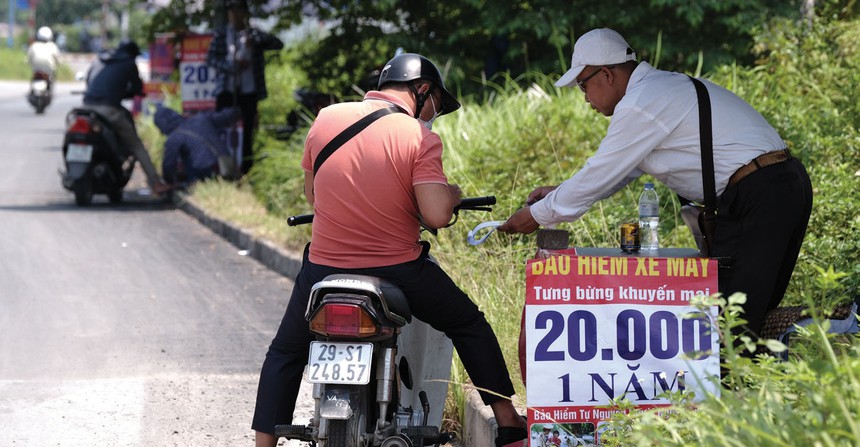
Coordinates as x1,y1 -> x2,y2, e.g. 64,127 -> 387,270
398,357 -> 414,390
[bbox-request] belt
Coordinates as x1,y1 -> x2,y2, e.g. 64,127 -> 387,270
728,149 -> 791,187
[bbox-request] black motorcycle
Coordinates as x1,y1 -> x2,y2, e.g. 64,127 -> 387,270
61,108 -> 135,206
276,197 -> 496,447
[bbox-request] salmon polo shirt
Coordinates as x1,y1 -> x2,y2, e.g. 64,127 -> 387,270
301,90 -> 448,268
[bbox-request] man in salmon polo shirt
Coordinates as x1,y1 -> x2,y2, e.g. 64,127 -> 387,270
251,53 -> 528,447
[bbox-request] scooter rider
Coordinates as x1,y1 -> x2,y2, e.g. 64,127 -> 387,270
83,40 -> 170,195
27,26 -> 60,88
251,53 -> 528,447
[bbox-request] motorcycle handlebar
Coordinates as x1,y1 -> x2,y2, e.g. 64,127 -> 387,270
455,196 -> 496,212
287,214 -> 314,226
286,196 -> 496,227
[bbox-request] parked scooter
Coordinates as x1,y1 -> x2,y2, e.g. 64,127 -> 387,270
60,108 -> 135,206
27,70 -> 52,114
276,197 -> 497,447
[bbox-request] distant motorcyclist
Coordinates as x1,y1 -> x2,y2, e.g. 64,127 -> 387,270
83,40 -> 170,195
27,26 -> 61,87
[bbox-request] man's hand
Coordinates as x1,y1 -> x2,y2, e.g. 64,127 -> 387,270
526,185 -> 558,205
497,206 -> 540,234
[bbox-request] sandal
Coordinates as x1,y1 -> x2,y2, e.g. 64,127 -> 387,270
495,426 -> 528,447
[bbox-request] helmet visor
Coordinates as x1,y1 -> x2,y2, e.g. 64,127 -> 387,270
436,84 -> 460,115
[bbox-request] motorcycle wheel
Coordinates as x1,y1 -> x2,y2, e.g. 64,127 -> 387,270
108,188 -> 123,204
73,178 -> 93,206
327,419 -> 360,447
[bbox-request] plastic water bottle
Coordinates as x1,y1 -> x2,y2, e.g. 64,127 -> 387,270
638,182 -> 660,251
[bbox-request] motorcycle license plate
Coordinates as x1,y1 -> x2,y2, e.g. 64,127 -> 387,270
66,144 -> 93,163
307,341 -> 373,385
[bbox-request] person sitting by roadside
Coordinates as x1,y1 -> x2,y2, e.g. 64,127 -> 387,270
153,104 -> 241,187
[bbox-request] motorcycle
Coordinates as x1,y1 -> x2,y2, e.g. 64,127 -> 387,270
276,196 -> 497,447
27,70 -> 52,114
60,108 -> 135,206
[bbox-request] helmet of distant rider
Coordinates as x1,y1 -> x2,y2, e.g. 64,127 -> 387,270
36,26 -> 53,42
377,52 -> 460,116
118,39 -> 141,58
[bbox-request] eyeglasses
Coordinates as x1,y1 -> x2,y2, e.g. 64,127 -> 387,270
576,67 -> 604,93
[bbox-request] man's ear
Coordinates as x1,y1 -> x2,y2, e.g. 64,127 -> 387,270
417,82 -> 432,95
603,67 -> 615,85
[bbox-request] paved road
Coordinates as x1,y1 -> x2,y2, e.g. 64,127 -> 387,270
0,81 -> 312,446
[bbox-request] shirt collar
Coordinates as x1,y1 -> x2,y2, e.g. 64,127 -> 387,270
364,90 -> 413,116
626,61 -> 654,94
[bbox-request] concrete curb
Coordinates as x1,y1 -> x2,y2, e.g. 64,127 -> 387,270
174,193 -> 500,447
175,195 -> 303,279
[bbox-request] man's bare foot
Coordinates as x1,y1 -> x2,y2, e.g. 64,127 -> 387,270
151,181 -> 173,196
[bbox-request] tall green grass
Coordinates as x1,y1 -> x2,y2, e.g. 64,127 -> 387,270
181,14 -> 860,443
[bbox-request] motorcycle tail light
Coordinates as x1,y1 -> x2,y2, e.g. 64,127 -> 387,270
310,303 -> 379,338
68,117 -> 91,134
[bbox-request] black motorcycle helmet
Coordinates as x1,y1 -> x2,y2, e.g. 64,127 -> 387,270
377,53 -> 461,117
118,39 -> 141,58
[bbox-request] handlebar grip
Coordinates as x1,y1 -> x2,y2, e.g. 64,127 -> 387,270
287,214 -> 314,226
456,196 -> 496,211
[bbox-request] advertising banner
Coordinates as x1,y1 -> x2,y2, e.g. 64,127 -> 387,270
150,33 -> 177,80
525,249 -> 719,445
180,34 -> 216,112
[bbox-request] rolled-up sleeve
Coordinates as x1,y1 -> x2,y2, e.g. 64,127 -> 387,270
529,106 -> 669,226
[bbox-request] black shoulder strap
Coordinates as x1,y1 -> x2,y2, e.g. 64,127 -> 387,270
313,105 -> 401,175
688,76 -> 717,212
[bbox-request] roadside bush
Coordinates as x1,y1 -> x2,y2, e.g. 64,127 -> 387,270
598,285 -> 860,446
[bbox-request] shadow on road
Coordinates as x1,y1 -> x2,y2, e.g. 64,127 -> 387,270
0,194 -> 175,213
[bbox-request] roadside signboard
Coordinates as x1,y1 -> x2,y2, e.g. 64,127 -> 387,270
180,34 -> 216,113
525,248 -> 720,445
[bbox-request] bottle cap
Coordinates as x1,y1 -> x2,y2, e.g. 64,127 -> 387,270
645,182 -> 654,188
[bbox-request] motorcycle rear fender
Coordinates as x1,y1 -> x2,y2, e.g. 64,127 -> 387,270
66,109 -> 121,150
307,274 -> 412,326
64,162 -> 90,181
319,387 -> 357,420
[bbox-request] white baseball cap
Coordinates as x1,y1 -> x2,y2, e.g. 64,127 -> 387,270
555,28 -> 637,88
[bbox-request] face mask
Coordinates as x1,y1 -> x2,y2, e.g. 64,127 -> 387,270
419,96 -> 438,130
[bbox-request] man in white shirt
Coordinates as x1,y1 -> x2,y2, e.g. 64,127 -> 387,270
499,28 -> 812,343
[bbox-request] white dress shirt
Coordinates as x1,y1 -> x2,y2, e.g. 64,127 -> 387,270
530,61 -> 785,227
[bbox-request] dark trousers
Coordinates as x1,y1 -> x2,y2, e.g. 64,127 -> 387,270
251,244 -> 516,434
712,157 -> 813,337
216,92 -> 258,174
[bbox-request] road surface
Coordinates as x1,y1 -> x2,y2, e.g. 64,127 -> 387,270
0,80 -> 312,446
